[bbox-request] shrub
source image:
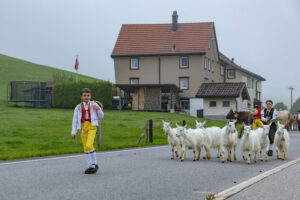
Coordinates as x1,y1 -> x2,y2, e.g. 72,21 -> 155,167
52,81 -> 112,109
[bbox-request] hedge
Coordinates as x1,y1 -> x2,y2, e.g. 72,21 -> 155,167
52,81 -> 112,109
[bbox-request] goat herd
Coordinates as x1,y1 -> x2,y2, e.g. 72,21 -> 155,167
162,120 -> 290,164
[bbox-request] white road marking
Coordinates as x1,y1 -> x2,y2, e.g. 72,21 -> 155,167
214,157 -> 300,200
0,145 -> 168,166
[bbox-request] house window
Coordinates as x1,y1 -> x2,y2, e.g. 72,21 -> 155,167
204,57 -> 207,69
247,77 -> 253,88
204,77 -> 209,83
227,69 -> 235,79
130,58 -> 139,70
180,99 -> 190,110
180,57 -> 189,68
130,78 -> 139,85
223,101 -> 230,107
256,91 -> 261,100
220,65 -> 225,76
208,59 -> 211,71
248,103 -> 251,109
212,61 -> 214,72
179,77 -> 189,90
209,101 -> 216,107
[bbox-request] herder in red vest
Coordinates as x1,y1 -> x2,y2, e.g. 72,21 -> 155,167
71,88 -> 104,174
252,104 -> 262,130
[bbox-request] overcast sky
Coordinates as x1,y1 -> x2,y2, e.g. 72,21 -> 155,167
0,0 -> 299,107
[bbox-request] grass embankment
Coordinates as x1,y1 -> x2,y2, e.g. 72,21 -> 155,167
0,102 -> 232,160
0,53 -> 99,102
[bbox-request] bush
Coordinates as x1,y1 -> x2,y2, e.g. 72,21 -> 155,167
52,81 -> 112,109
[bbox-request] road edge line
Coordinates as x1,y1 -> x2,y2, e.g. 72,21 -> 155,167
214,157 -> 300,200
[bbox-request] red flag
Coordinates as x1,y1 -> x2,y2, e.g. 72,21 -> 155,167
74,57 -> 79,71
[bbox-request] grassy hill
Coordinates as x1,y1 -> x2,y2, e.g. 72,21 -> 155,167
0,54 -> 100,103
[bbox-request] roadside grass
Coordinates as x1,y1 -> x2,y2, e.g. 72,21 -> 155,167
0,102 -> 238,160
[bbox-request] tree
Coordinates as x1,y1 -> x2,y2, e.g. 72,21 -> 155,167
274,102 -> 288,111
291,97 -> 300,114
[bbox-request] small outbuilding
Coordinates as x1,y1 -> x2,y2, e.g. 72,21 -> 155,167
196,82 -> 250,120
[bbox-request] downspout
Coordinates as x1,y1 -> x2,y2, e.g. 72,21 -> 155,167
224,65 -> 226,83
158,56 -> 161,84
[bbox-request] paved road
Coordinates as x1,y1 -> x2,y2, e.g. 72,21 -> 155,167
0,131 -> 299,200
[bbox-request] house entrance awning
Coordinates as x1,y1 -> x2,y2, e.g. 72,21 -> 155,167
196,82 -> 250,100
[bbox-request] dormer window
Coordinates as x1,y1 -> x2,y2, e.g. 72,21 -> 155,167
227,69 -> 235,79
180,57 -> 189,68
130,58 -> 139,70
220,65 -> 225,76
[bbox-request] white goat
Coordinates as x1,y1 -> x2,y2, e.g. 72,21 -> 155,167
274,121 -> 290,160
256,124 -> 271,162
240,125 -> 260,164
220,121 -> 238,163
162,120 -> 181,160
175,124 -> 210,162
195,120 -> 222,158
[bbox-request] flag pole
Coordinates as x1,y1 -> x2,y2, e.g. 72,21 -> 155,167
76,55 -> 79,83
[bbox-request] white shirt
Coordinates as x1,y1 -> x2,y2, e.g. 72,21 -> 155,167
83,102 -> 90,120
261,108 -> 277,122
71,101 -> 104,135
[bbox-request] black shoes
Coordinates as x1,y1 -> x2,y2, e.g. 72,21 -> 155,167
267,150 -> 273,157
84,164 -> 99,174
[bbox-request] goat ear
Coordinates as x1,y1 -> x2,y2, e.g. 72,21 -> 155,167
195,120 -> 198,124
162,120 -> 165,124
176,123 -> 179,128
204,120 -> 207,125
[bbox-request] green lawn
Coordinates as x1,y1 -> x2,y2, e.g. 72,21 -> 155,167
0,102 -> 231,160
0,54 -> 238,160
0,54 -> 99,103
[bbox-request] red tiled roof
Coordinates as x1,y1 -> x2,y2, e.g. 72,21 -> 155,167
111,23 -> 214,57
219,52 -> 266,81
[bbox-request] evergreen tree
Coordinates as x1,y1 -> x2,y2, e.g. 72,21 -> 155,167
291,97 -> 300,114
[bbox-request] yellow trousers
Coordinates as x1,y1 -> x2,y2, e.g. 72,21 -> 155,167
253,119 -> 262,130
80,121 -> 97,152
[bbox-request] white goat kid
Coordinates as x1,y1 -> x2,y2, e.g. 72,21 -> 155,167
274,122 -> 290,160
175,124 -> 209,161
221,121 -> 238,163
256,124 -> 271,162
195,120 -> 222,158
240,125 -> 260,164
162,120 -> 181,160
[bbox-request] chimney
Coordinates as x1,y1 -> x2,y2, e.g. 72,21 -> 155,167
231,58 -> 234,63
172,11 -> 178,31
